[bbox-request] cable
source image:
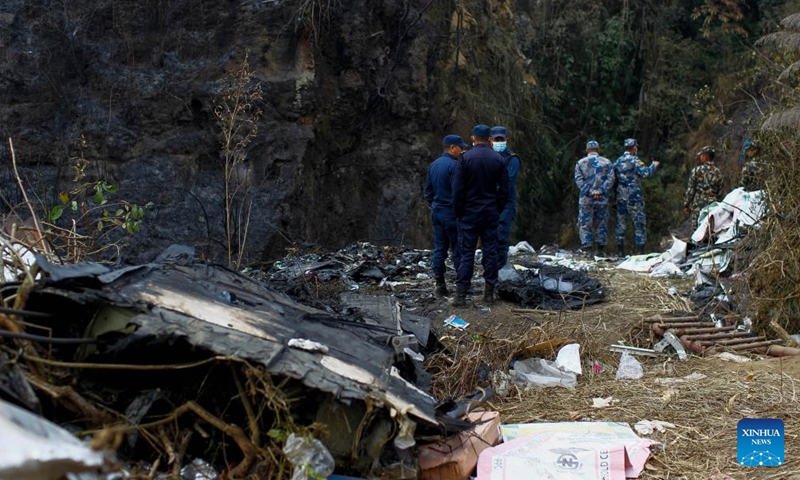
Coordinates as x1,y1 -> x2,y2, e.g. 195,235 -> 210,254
0,329 -> 98,344
0,306 -> 52,318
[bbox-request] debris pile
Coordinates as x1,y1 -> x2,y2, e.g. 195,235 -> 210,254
0,247 -> 470,478
497,265 -> 606,309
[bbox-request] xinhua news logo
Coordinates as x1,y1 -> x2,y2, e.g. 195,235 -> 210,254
737,418 -> 784,467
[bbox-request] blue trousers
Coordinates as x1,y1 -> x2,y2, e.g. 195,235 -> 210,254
431,207 -> 460,278
577,200 -> 609,247
456,211 -> 500,288
497,206 -> 516,270
615,198 -> 647,246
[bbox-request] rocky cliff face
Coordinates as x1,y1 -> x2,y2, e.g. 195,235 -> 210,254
0,0 -> 539,263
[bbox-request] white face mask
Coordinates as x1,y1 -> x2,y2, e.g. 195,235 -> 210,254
492,141 -> 507,153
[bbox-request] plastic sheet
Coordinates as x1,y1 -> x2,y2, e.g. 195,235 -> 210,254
511,358 -> 577,389
283,434 -> 335,480
0,399 -> 106,480
615,351 -> 643,380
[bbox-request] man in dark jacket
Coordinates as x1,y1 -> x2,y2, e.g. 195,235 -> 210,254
452,125 -> 510,306
490,125 -> 521,270
424,134 -> 468,296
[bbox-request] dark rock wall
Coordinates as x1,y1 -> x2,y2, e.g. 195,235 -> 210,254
0,0 -> 535,263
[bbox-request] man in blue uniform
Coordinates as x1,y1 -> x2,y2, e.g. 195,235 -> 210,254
574,140 -> 614,255
490,126 -> 521,270
424,134 -> 468,297
613,138 -> 660,256
452,125 -> 509,306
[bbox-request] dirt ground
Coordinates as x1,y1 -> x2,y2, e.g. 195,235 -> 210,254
422,265 -> 800,480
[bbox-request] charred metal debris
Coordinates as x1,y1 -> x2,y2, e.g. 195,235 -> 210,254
0,244 -> 488,479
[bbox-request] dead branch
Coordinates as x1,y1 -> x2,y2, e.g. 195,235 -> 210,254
26,373 -> 116,426
8,138 -> 50,254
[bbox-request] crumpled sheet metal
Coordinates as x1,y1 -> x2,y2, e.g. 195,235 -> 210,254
35,259 -> 438,426
0,398 -> 107,480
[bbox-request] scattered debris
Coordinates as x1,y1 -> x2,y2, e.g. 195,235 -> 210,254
716,352 -> 752,363
283,433 -> 335,480
418,411 -> 501,480
511,357 -> 578,389
0,398 -> 109,479
497,265 -> 606,309
634,420 -> 675,435
655,372 -> 708,385
483,422 -> 658,479
616,351 -> 644,380
555,343 -> 582,374
444,315 -> 469,330
592,396 -> 616,408
649,315 -> 800,357
4,254 -> 471,478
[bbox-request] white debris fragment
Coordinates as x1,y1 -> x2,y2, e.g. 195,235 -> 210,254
555,343 -> 582,375
288,338 -> 329,354
716,352 -> 752,363
592,396 -> 615,408
634,419 -> 675,435
655,372 -> 707,385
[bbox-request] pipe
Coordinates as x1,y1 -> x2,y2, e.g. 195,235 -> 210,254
651,323 -> 800,357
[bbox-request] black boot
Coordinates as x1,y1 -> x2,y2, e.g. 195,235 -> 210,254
617,242 -> 625,257
434,276 -> 448,297
452,286 -> 468,307
483,283 -> 495,304
594,244 -> 605,257
637,244 -> 646,255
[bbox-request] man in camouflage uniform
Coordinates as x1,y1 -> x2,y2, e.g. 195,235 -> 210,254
613,138 -> 660,256
574,140 -> 614,255
683,145 -> 723,228
739,141 -> 766,192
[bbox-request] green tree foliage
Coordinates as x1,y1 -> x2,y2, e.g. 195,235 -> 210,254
500,0 -> 784,248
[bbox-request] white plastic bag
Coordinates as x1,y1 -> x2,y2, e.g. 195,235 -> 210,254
511,358 -> 577,388
615,352 -> 643,380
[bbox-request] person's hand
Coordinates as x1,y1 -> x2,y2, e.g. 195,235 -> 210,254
682,207 -> 690,217
653,160 -> 661,168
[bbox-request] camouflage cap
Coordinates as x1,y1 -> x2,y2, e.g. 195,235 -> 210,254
624,138 -> 637,148
586,140 -> 600,149
697,145 -> 716,159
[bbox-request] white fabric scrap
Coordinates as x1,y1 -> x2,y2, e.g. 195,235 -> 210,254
649,262 -> 684,278
616,253 -> 663,273
692,188 -> 766,243
660,236 -> 687,263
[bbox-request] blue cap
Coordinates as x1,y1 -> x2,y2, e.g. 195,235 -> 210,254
442,134 -> 468,149
490,126 -> 508,138
472,124 -> 491,138
624,138 -> 637,148
586,140 -> 600,149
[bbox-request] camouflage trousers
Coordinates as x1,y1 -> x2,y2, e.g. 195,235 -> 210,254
615,198 -> 647,246
577,200 -> 609,247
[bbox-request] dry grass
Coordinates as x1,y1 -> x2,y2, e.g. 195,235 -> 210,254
741,131 -> 800,334
489,358 -> 800,480
427,265 -> 800,479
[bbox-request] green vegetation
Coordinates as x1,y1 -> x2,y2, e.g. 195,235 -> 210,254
42,135 -> 153,263
440,0 -> 797,249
